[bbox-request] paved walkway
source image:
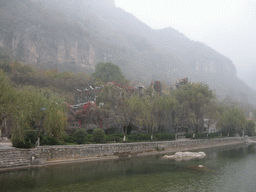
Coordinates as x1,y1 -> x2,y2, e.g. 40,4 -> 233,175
0,142 -> 13,149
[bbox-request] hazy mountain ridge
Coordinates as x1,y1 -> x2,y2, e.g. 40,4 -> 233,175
0,0 -> 255,105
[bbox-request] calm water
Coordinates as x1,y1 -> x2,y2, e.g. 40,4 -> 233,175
1,144 -> 256,192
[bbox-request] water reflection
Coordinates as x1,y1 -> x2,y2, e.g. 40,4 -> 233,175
0,144 -> 256,192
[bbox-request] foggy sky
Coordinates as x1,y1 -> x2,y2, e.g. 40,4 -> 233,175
115,0 -> 256,89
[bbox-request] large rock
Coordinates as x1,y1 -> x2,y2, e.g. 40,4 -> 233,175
163,151 -> 206,160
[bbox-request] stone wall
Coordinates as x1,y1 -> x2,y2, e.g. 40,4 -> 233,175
0,137 -> 244,171
0,149 -> 30,169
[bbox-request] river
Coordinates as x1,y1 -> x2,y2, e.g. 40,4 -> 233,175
1,144 -> 256,192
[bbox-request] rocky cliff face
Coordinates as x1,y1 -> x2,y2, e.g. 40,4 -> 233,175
0,0 -> 235,75
5,23 -> 96,69
1,0 -> 255,104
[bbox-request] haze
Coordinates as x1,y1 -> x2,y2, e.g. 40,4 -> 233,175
115,0 -> 256,90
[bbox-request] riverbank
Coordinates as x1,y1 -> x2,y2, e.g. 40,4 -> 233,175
1,141 -> 256,192
0,137 -> 246,172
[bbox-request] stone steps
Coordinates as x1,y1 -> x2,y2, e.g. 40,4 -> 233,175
0,150 -> 30,168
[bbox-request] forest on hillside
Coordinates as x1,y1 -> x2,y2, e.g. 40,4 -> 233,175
1,49 -> 256,148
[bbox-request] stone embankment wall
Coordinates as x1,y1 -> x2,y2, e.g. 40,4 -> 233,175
0,137 -> 244,171
0,149 -> 30,169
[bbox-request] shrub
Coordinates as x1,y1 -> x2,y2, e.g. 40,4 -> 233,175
245,120 -> 256,136
184,133 -> 193,138
12,130 -> 38,148
168,133 -> 176,140
92,128 -> 105,143
127,134 -> 137,141
194,133 -> 207,139
25,130 -> 38,144
105,135 -> 115,142
137,133 -> 151,141
74,128 -> 87,144
12,138 -> 34,148
129,134 -> 148,142
163,133 -> 169,140
208,132 -> 222,138
62,134 -> 75,143
113,134 -> 123,142
154,133 -> 162,141
154,133 -> 175,141
40,135 -> 62,145
87,134 -> 93,142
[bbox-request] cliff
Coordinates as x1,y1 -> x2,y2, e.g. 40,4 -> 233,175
0,0 -> 255,104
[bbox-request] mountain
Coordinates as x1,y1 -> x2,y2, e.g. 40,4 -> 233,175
238,65 -> 256,92
0,0 -> 255,105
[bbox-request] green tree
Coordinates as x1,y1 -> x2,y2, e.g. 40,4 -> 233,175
245,120 -> 255,136
173,99 -> 196,134
137,95 -> 155,136
0,72 -> 17,137
11,87 -> 67,146
155,95 -> 178,133
217,106 -> 246,136
0,61 -> 12,73
137,93 -> 178,140
74,128 -> 87,144
112,92 -> 141,141
119,95 -> 142,141
97,85 -> 141,141
172,83 -> 215,133
42,95 -> 67,139
91,62 -> 125,84
92,128 -> 105,143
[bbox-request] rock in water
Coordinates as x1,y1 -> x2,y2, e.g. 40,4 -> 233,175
163,151 -> 206,160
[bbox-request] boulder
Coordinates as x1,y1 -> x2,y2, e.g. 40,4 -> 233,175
163,151 -> 206,160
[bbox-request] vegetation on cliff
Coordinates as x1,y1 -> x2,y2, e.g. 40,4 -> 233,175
92,62 -> 126,85
0,51 -> 255,147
